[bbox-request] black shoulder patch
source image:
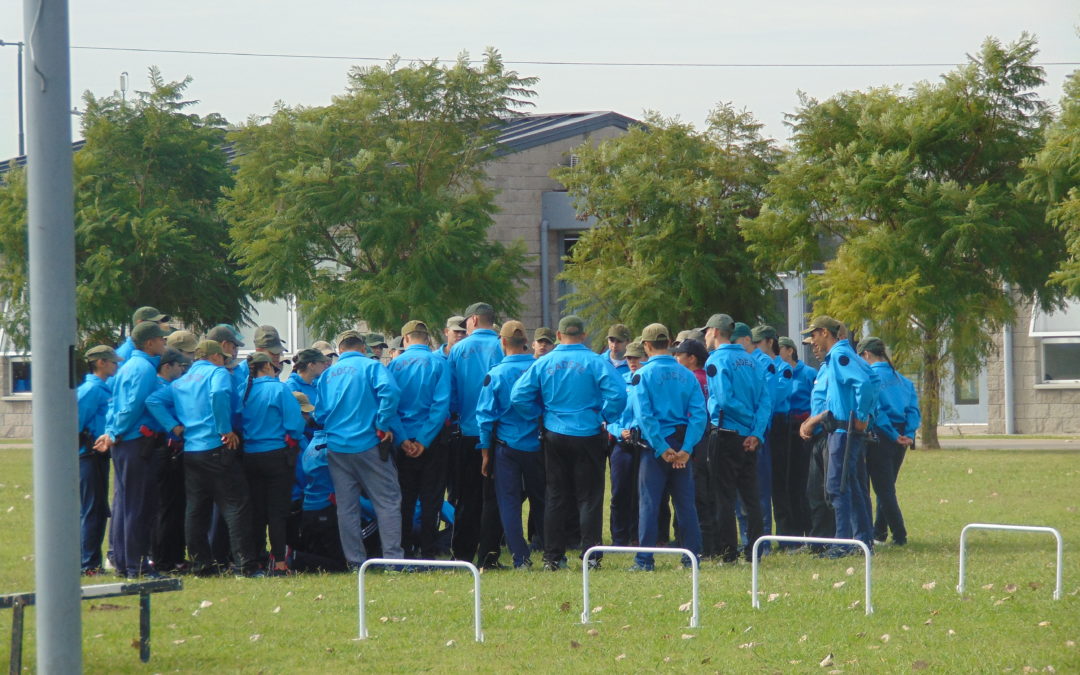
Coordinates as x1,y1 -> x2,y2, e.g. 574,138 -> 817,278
631,374 -> 641,386
767,364 -> 776,374
706,364 -> 717,377
783,370 -> 793,379
839,355 -> 850,366
482,374 -> 492,386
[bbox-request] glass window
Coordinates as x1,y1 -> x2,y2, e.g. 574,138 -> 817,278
1040,338 -> 1080,384
954,372 -> 979,405
8,357 -> 31,395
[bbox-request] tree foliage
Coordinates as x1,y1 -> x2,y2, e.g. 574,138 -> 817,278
742,35 -> 1065,447
1023,68 -> 1080,293
222,49 -> 535,336
0,67 -> 249,350
553,105 -> 782,343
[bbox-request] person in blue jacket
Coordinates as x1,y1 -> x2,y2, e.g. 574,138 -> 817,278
291,431 -> 348,572
776,336 -> 817,543
606,340 -> 648,547
476,320 -> 542,570
95,321 -> 167,578
601,323 -> 632,376
153,339 -> 259,576
388,320 -> 452,561
857,337 -> 919,547
703,321 -> 771,563
447,302 -> 504,567
77,345 -> 120,574
115,306 -> 171,362
628,324 -> 707,571
741,325 -> 778,553
147,347 -> 191,574
316,330 -> 403,567
285,348 -> 330,415
510,315 -> 627,571
241,352 -> 307,575
800,317 -> 879,556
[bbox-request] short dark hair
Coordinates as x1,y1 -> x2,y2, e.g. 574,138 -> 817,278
647,339 -> 670,351
339,336 -> 365,350
507,335 -> 528,349
406,330 -> 429,341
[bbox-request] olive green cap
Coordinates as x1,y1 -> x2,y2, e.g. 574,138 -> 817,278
731,322 -> 753,340
366,333 -> 388,348
194,339 -> 225,360
705,313 -> 735,332
801,316 -> 843,336
534,326 -> 556,343
133,306 -> 169,323
248,351 -> 273,365
166,329 -> 198,353
751,324 -> 777,342
206,324 -> 245,347
295,348 -> 329,365
606,323 -> 631,342
558,315 -> 585,336
463,302 -> 494,318
624,341 -> 646,358
159,347 -> 191,368
641,323 -> 670,342
401,320 -> 429,336
131,321 -> 166,345
778,336 -> 798,350
85,345 -> 121,363
335,329 -> 365,347
856,336 -> 886,355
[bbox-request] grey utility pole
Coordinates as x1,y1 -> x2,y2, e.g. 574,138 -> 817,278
0,39 -> 25,156
23,0 -> 81,672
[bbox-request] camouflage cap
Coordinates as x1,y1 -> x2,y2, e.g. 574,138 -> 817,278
166,329 -> 198,353
624,341 -> 646,358
533,326 -> 556,343
606,323 -> 632,342
800,316 -> 843,336
253,325 -> 285,354
366,333 -> 388,348
85,345 -> 120,363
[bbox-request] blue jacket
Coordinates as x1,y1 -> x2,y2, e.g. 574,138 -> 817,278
388,344 -> 451,449
606,370 -> 639,442
77,374 -> 112,456
773,355 -> 793,415
449,329 -> 503,437
142,375 -> 176,434
284,372 -> 319,412
869,362 -> 921,441
788,361 -> 817,414
510,343 -> 627,437
301,431 -> 333,511
602,348 -> 630,377
157,359 -> 235,452
704,343 -> 770,442
630,355 -> 707,457
821,340 -> 878,431
315,351 -> 400,454
242,375 -> 307,453
104,349 -> 160,442
751,348 -> 776,429
476,354 -> 540,452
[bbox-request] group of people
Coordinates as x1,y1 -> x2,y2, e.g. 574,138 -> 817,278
77,302 -> 919,578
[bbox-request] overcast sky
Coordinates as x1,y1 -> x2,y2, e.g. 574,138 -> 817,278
0,1 -> 1077,160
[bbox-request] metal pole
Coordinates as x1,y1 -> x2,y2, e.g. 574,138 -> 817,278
16,42 -> 23,157
23,0 -> 81,671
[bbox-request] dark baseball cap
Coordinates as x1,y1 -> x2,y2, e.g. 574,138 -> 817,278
731,322 -> 753,340
705,313 -> 734,332
159,347 -> 191,368
606,324 -> 632,342
131,321 -> 166,345
558,315 -> 585,336
751,325 -> 777,342
295,348 -> 330,365
366,333 -> 388,348
673,338 -> 709,364
132,306 -> 169,323
856,336 -> 886,355
206,324 -> 245,347
778,336 -> 798,350
534,326 -> 556,343
85,345 -> 121,363
463,302 -> 494,318
253,325 -> 285,354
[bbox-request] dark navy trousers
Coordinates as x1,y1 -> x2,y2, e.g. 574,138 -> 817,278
79,452 -> 111,571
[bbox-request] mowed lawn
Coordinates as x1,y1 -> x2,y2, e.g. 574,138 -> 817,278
0,447 -> 1077,673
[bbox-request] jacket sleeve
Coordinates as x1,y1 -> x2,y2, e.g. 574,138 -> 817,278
373,364 -> 401,433
210,370 -> 234,436
750,366 -> 771,442
509,361 -> 542,422
683,381 -> 707,452
597,359 -> 629,425
420,358 -> 451,448
630,374 -> 666,457
475,369 -> 500,450
281,385 -> 308,440
146,386 -> 180,432
903,375 -> 921,433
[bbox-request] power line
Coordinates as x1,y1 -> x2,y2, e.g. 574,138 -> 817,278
69,45 -> 1080,69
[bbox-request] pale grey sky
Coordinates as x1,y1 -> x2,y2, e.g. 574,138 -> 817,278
1,1 -> 1077,160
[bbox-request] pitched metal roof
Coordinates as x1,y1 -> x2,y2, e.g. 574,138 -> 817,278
1,111 -> 637,175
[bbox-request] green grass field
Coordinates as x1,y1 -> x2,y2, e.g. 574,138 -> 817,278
0,447 -> 1077,673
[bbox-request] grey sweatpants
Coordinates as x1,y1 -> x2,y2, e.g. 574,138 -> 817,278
327,448 -> 404,564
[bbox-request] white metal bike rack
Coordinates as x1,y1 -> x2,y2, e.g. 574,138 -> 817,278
751,535 -> 874,615
581,545 -> 700,628
957,523 -> 1064,600
357,558 -> 484,642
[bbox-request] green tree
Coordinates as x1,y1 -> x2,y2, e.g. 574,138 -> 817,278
552,105 -> 782,343
1023,69 -> 1080,293
221,49 -> 534,336
0,67 -> 249,349
743,35 -> 1065,448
